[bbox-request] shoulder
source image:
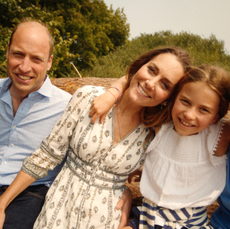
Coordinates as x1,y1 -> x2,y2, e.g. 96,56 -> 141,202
155,121 -> 173,135
50,83 -> 72,101
0,78 -> 10,89
67,85 -> 106,109
0,78 -> 6,85
72,85 -> 106,98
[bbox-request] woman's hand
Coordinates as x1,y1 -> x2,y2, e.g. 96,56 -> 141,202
116,189 -> 132,229
90,76 -> 128,124
89,90 -> 117,124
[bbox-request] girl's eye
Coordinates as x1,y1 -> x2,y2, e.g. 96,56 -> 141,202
200,108 -> 209,113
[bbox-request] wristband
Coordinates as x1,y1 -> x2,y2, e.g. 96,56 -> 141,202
107,89 -> 118,103
108,86 -> 122,102
124,186 -> 133,198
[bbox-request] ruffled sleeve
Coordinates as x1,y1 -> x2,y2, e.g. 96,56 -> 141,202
204,118 -> 227,166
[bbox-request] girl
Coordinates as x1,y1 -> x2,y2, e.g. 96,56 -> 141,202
126,65 -> 230,229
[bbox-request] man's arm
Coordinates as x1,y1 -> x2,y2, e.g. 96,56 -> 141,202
0,171 -> 36,229
90,76 -> 128,123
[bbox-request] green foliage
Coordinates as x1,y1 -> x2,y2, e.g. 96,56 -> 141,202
0,0 -> 129,77
81,31 -> 230,78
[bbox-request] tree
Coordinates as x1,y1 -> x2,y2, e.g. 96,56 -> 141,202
81,31 -> 230,78
0,0 -> 130,77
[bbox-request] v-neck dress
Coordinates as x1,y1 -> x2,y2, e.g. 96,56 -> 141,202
22,85 -> 151,229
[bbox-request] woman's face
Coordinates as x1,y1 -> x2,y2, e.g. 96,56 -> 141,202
128,53 -> 184,108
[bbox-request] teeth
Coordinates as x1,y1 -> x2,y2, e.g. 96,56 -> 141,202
180,119 -> 192,127
18,75 -> 31,80
138,85 -> 149,97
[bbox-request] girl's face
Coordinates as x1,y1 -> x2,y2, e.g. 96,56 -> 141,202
128,53 -> 184,108
172,81 -> 220,136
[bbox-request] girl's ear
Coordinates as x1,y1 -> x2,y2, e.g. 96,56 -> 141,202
211,114 -> 219,124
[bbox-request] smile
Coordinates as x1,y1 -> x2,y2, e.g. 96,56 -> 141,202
179,118 -> 193,127
138,84 -> 150,98
18,75 -> 31,80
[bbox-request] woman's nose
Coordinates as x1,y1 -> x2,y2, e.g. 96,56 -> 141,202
145,78 -> 156,90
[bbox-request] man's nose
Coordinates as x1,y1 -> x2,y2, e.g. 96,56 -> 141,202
19,57 -> 31,72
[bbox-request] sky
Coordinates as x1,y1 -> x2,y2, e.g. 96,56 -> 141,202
103,0 -> 230,54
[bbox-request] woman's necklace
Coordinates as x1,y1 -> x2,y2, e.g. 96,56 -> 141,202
116,103 -> 122,142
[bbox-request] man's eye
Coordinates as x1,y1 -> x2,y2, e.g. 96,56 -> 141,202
14,53 -> 22,56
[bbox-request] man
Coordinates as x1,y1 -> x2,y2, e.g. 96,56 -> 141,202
211,146 -> 230,228
0,19 -> 71,229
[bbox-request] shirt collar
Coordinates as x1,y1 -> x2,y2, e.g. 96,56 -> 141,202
32,75 -> 53,98
0,75 -> 53,98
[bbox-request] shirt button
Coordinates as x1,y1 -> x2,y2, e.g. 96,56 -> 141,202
4,161 -> 7,164
11,143 -> 14,147
13,125 -> 16,128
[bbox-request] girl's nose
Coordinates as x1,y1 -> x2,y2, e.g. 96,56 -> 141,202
184,108 -> 196,120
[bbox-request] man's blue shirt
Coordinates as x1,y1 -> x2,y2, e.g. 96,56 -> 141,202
0,77 -> 71,187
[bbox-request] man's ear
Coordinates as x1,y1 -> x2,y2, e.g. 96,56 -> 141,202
47,55 -> 53,71
6,44 -> 10,59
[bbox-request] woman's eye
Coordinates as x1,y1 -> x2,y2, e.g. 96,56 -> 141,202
162,82 -> 169,90
148,67 -> 156,74
181,99 -> 189,105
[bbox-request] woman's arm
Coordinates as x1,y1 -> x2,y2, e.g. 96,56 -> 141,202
90,76 -> 128,123
116,189 -> 132,229
0,171 -> 36,229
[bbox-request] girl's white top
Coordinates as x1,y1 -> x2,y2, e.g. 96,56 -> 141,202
140,120 -> 227,210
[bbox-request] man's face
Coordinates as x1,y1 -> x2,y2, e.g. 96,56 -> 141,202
6,22 -> 53,98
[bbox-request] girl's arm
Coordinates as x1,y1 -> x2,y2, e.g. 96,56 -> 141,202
0,171 -> 36,229
90,76 -> 128,123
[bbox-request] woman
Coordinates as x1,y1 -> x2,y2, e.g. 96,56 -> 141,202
0,46 -> 191,229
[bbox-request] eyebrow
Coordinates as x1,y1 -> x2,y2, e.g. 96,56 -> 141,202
180,94 -> 214,111
151,63 -> 159,74
149,62 -> 175,87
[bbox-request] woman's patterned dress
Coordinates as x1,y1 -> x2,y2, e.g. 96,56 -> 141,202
22,86 -> 151,229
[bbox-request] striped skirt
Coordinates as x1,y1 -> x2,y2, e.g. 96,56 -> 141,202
139,198 -> 213,229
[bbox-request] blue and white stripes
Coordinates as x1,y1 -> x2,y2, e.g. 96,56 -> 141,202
139,198 -> 213,229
